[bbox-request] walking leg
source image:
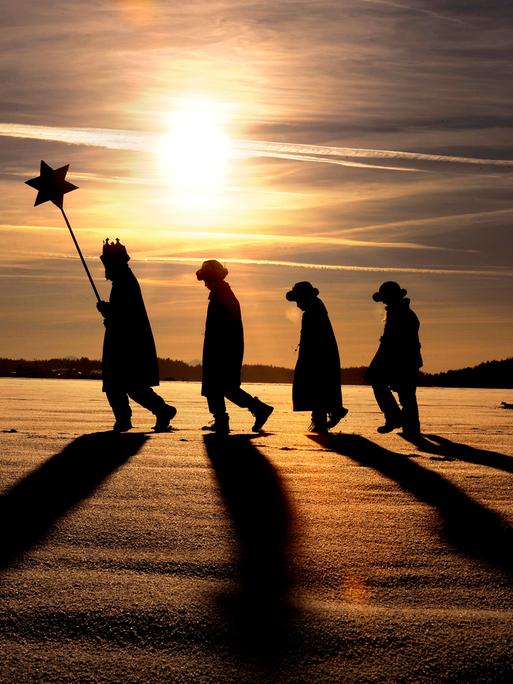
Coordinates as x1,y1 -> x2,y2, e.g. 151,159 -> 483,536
105,390 -> 132,432
372,383 -> 402,432
397,384 -> 420,436
225,387 -> 274,432
128,387 -> 176,431
205,394 -> 229,434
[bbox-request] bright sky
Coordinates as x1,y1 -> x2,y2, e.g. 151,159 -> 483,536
1,1 -> 512,371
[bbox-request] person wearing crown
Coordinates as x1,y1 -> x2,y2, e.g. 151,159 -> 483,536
196,259 -> 274,435
365,281 -> 423,438
96,238 -> 176,432
286,281 -> 348,433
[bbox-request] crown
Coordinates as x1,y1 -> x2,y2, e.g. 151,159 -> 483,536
100,238 -> 130,265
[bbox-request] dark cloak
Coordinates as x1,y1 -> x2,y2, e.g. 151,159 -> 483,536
101,268 -> 159,392
201,281 -> 244,396
365,298 -> 423,386
292,297 -> 342,411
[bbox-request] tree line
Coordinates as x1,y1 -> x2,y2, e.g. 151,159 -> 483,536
0,356 -> 511,388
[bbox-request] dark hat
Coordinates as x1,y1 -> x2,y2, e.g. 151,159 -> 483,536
196,259 -> 228,281
100,238 -> 130,265
286,281 -> 319,302
372,281 -> 407,302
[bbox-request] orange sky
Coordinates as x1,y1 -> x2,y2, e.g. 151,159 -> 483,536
1,1 -> 512,371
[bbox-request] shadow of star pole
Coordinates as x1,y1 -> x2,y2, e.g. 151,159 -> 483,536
25,160 -> 101,302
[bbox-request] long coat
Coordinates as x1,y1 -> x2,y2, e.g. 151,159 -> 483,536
365,298 -> 423,386
201,281 -> 244,397
101,268 -> 160,392
293,298 -> 342,411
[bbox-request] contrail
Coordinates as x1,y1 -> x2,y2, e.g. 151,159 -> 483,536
241,139 -> 513,168
358,0 -> 466,25
139,255 -> 513,278
2,122 -> 513,171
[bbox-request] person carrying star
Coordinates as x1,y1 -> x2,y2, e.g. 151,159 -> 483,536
96,238 -> 176,432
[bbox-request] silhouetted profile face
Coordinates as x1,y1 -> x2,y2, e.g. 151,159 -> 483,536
104,262 -> 129,281
294,294 -> 313,311
203,276 -> 220,291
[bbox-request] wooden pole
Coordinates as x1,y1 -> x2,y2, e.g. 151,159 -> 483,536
60,206 -> 101,302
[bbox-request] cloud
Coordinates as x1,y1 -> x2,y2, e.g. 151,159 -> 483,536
2,122 -> 513,173
358,0 -> 466,25
139,255 -> 513,278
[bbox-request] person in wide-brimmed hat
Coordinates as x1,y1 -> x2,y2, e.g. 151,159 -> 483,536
196,260 -> 273,435
286,281 -> 348,433
365,281 -> 423,437
96,239 -> 176,432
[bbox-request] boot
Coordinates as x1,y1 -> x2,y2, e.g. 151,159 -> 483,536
250,397 -> 274,432
153,404 -> 177,432
113,418 -> 133,432
205,413 -> 229,435
326,406 -> 349,429
377,417 -> 402,433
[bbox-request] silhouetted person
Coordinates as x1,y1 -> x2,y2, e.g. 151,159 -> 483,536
96,238 -> 176,432
197,259 -> 273,435
286,281 -> 348,432
365,281 -> 422,437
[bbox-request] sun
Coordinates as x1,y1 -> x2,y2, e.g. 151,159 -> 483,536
158,98 -> 233,207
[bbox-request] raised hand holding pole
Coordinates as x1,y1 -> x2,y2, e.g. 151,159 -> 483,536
25,160 -> 101,302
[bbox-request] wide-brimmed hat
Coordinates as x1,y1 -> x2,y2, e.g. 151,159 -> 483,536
196,259 -> 228,281
100,238 -> 130,265
372,281 -> 407,302
286,281 -> 319,302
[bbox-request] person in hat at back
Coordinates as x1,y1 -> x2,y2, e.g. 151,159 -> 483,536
196,259 -> 273,435
286,282 -> 348,433
96,238 -> 176,432
365,281 -> 423,437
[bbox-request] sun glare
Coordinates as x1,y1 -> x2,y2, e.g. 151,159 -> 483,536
159,99 -> 233,209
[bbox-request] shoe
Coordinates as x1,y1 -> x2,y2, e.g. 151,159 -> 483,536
203,413 -> 230,435
399,427 -> 422,441
113,418 -> 133,432
251,398 -> 274,432
308,420 -> 328,434
326,406 -> 349,429
377,419 -> 402,434
213,413 -> 230,435
153,405 -> 177,432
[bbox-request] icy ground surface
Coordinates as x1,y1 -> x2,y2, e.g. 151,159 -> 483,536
1,378 -> 513,683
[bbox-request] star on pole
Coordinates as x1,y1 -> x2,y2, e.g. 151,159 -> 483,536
25,160 -> 78,208
25,160 -> 100,301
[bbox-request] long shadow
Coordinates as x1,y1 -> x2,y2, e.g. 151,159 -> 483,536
400,433 -> 513,475
0,431 -> 148,569
310,433 -> 513,578
203,434 -> 295,656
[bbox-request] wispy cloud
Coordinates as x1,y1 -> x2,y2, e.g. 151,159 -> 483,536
140,255 -> 513,278
0,223 -> 467,253
2,123 -> 513,173
358,0 -> 466,25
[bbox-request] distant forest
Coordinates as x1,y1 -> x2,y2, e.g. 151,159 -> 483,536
0,356 -> 512,389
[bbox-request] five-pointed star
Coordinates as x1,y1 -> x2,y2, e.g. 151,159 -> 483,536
25,160 -> 78,208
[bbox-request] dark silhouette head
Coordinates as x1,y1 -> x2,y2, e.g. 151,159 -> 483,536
286,281 -> 319,310
196,259 -> 228,290
100,238 -> 131,281
372,280 -> 407,305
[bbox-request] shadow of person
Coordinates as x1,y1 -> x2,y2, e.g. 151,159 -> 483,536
203,434 -> 295,657
400,433 -> 513,475
310,433 -> 513,578
0,431 -> 148,569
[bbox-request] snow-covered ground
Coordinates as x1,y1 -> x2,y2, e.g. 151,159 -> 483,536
1,379 -> 512,683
